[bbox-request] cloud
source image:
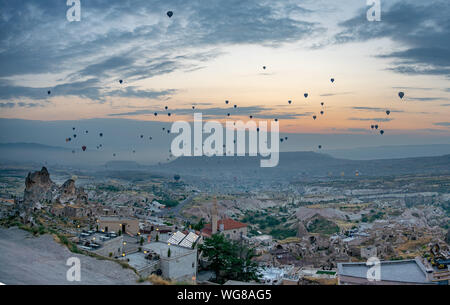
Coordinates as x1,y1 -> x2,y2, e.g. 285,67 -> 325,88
392,86 -> 433,91
347,128 -> 369,132
433,122 -> 450,127
105,87 -> 177,100
334,1 -> 450,77
351,107 -> 403,113
0,0 -> 321,102
108,106 -> 312,120
320,92 -> 353,97
0,102 -> 45,108
348,117 -> 393,122
0,78 -> 177,102
407,97 -> 447,102
0,0 -> 319,77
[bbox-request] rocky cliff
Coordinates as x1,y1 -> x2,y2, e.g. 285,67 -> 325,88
23,167 -> 57,204
23,167 -> 87,205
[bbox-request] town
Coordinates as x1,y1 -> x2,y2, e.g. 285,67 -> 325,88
1,158 -> 448,285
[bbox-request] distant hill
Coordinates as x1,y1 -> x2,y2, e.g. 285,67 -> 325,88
104,160 -> 143,170
156,151 -> 450,179
325,144 -> 450,160
0,142 -> 69,151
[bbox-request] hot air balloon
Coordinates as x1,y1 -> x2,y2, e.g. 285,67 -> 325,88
167,11 -> 173,18
386,110 -> 390,115
82,146 -> 87,151
398,92 -> 405,99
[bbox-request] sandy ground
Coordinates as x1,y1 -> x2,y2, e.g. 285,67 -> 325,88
0,227 -> 144,285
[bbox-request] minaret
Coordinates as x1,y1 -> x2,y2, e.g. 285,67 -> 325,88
211,198 -> 218,235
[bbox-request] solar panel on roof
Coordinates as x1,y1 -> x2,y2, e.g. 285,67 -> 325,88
179,232 -> 199,248
167,231 -> 186,245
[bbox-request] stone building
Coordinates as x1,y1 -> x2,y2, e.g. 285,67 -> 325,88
98,216 -> 140,235
200,200 -> 247,240
141,242 -> 198,282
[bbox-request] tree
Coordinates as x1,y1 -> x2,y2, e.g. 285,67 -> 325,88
199,234 -> 260,284
192,218 -> 206,231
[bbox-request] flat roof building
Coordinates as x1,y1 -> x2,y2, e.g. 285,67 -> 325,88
337,258 -> 434,285
98,216 -> 139,236
142,242 -> 198,282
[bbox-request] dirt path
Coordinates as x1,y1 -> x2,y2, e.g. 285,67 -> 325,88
0,227 -> 145,285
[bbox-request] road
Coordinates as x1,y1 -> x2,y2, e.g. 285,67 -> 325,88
157,194 -> 197,221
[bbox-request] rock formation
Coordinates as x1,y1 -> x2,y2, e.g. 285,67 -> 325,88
21,167 -> 87,216
23,167 -> 57,204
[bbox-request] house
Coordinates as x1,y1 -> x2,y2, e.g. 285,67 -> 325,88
140,242 -> 198,282
337,258 -> 435,285
98,216 -> 140,235
201,218 -> 248,240
200,200 -> 247,240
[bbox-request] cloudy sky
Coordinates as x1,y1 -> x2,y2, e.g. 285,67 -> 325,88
0,0 -> 449,157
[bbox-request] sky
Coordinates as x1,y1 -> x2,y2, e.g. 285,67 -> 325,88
0,0 -> 449,159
